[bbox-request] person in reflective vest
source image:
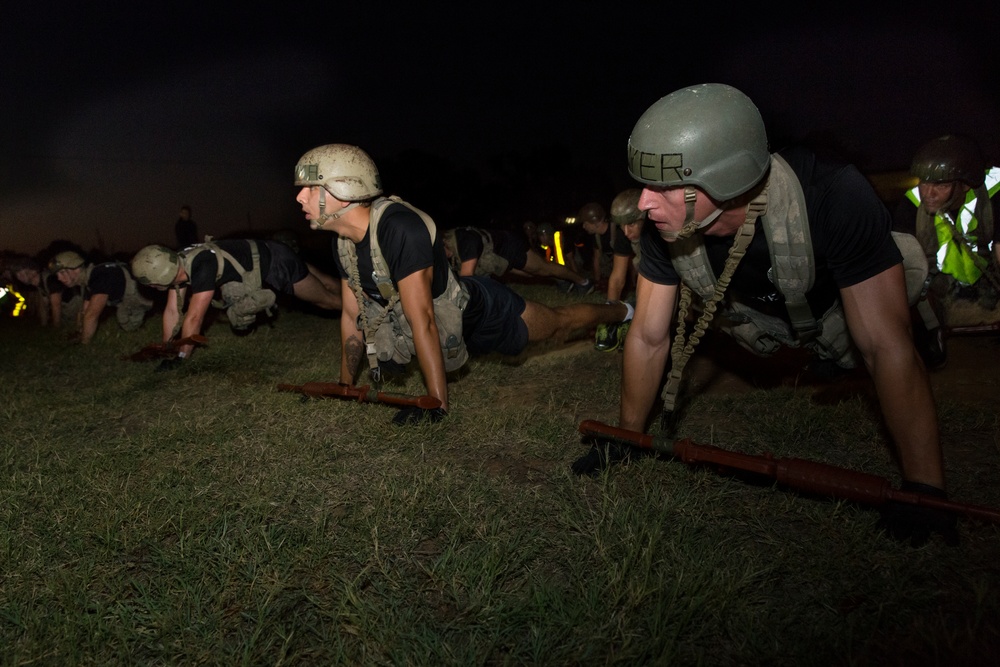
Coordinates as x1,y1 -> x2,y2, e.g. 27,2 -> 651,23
897,135 -> 1000,291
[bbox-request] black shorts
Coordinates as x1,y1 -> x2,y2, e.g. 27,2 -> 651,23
460,276 -> 529,356
263,241 -> 309,295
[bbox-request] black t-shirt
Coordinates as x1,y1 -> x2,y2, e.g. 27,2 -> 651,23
334,202 -> 451,306
638,147 -> 901,320
455,228 -> 485,263
454,228 -> 524,266
85,263 -> 128,304
610,225 -> 633,257
187,240 -> 273,295
591,225 -> 623,259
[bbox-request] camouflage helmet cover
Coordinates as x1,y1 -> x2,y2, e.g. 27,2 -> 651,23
131,245 -> 181,286
910,135 -> 986,188
49,250 -> 86,271
577,202 -> 607,225
294,144 -> 383,201
610,188 -> 644,225
627,83 -> 771,201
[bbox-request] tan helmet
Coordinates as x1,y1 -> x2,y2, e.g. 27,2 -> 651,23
49,251 -> 86,271
577,202 -> 606,225
294,144 -> 383,201
910,135 -> 987,188
610,188 -> 643,226
131,245 -> 181,286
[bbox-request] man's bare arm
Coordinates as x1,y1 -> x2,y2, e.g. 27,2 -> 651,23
340,281 -> 364,384
619,276 -> 677,431
840,263 -> 944,488
460,258 -> 478,277
607,254 -> 631,302
397,267 -> 448,411
79,294 -> 108,344
175,290 -> 213,358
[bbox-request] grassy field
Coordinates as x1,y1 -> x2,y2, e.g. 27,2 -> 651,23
2,283 -> 999,666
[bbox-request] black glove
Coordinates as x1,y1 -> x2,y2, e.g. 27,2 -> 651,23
877,481 -> 960,547
392,406 -> 448,426
571,440 -> 648,477
155,356 -> 184,373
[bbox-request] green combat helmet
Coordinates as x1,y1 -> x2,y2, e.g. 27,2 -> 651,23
628,84 -> 770,241
610,188 -> 643,226
49,251 -> 86,271
910,135 -> 987,188
577,202 -> 606,225
131,245 -> 181,287
294,144 -> 383,228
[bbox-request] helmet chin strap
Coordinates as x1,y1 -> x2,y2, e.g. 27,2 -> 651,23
310,188 -> 359,230
660,187 -> 724,240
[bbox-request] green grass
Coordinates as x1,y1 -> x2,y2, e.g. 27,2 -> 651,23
2,285 -> 998,666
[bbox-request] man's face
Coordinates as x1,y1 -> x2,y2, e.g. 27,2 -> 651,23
56,268 -> 79,287
582,219 -> 605,235
918,180 -> 966,214
296,186 -> 327,229
638,185 -> 716,241
15,268 -> 39,286
619,218 -> 644,243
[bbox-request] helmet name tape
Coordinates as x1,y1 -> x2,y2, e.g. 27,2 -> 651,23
629,145 -> 684,183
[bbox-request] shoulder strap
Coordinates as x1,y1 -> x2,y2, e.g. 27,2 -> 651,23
368,196 -> 437,301
760,153 -> 817,339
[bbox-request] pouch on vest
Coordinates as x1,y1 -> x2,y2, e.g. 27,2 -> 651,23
220,282 -> 277,330
367,270 -> 469,372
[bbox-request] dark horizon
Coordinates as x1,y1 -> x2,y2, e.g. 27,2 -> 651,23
3,4 -> 997,257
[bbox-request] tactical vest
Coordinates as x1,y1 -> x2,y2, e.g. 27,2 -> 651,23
76,262 -> 151,332
444,227 -> 509,277
669,154 -> 924,368
37,269 -> 53,300
337,196 -> 470,376
176,240 -> 276,332
906,166 -> 1000,286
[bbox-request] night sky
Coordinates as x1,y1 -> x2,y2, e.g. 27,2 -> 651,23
2,3 -> 997,257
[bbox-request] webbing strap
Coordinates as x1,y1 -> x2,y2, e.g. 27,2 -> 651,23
660,189 -> 770,413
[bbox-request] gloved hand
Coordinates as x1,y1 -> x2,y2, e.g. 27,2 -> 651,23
571,440 -> 648,477
877,481 -> 960,547
155,356 -> 184,373
392,406 -> 448,426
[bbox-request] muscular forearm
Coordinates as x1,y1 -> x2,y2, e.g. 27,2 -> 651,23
80,310 -> 100,344
49,296 -> 62,326
341,333 -> 364,384
162,292 -> 181,342
412,320 -> 448,410
607,269 -> 626,302
619,335 -> 670,432
869,346 -> 944,488
79,295 -> 108,344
